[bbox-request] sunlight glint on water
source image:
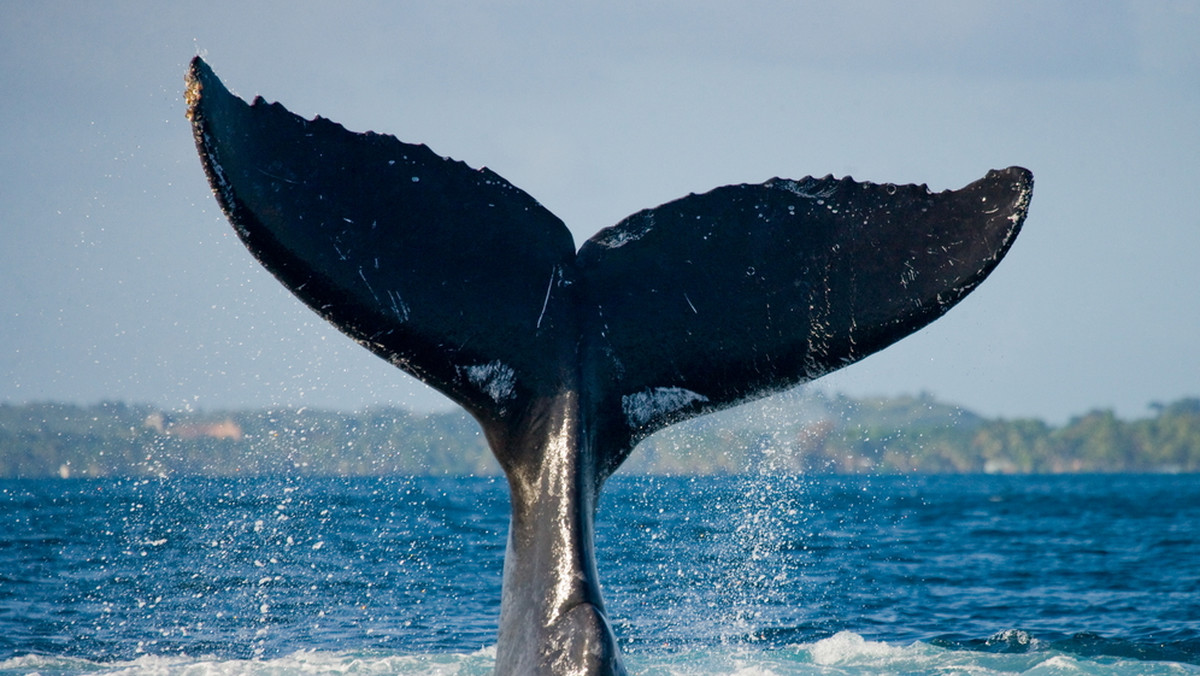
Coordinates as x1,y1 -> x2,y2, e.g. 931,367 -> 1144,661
3,474 -> 1200,674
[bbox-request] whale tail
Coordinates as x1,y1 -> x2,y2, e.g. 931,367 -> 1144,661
186,56 -> 1030,674
185,56 -> 1030,473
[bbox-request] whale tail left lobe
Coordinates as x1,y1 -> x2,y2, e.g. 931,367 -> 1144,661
186,57 -> 578,446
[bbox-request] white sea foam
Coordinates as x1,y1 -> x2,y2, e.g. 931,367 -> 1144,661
3,634 -> 1197,676
808,630 -> 909,665
0,648 -> 498,676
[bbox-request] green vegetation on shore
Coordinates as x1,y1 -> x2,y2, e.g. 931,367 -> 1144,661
2,393 -> 1198,478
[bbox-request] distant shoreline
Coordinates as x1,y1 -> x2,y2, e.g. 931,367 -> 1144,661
2,394 -> 1198,478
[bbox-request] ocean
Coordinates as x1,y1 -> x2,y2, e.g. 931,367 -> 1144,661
2,473 -> 1198,675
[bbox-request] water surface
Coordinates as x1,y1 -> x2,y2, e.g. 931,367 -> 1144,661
2,474 -> 1198,674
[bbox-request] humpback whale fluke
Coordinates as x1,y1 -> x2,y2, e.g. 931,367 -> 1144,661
185,56 -> 1031,675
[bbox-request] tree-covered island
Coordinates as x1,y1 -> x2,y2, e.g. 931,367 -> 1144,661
2,393 -> 1198,478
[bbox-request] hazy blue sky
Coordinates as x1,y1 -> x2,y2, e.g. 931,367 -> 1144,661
2,2 -> 1197,423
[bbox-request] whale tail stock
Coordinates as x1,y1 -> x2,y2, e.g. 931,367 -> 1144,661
186,56 -> 1030,674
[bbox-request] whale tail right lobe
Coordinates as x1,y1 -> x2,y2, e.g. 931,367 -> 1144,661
577,169 -> 1032,475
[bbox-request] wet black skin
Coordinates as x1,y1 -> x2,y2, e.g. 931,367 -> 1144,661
185,57 -> 1031,675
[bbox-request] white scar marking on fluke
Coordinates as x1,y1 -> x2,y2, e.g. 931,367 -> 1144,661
684,293 -> 698,314
594,212 -> 654,249
461,361 -> 516,403
256,167 -> 300,185
536,266 -> 559,329
1009,179 -> 1034,227
359,268 -> 409,322
357,268 -> 381,304
385,289 -> 410,322
622,387 -> 709,427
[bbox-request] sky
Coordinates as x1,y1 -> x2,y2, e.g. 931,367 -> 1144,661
1,1 -> 1198,424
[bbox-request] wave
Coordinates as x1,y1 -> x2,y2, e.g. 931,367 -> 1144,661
4,632 -> 1197,676
931,628 -> 1200,665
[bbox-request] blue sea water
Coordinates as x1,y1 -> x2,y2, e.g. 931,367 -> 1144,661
2,473 -> 1199,675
